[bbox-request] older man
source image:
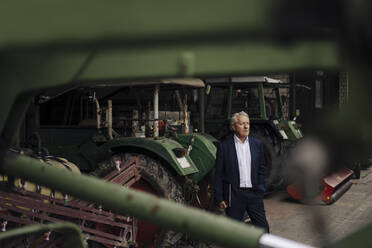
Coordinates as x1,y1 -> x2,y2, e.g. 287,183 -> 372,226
214,111 -> 269,232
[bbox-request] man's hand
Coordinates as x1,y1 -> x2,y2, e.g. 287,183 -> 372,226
219,201 -> 228,209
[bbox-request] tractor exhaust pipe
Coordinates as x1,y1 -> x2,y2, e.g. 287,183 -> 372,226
154,85 -> 159,137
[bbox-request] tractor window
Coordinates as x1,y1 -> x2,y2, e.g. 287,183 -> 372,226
205,85 -> 228,120
280,88 -> 290,119
263,87 -> 278,119
37,84 -> 199,144
263,86 -> 290,119
231,86 -> 260,119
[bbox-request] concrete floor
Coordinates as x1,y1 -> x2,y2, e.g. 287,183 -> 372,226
265,166 -> 372,247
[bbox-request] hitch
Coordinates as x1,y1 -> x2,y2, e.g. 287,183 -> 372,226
287,168 -> 354,204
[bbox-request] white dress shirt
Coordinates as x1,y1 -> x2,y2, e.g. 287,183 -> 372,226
234,135 -> 252,188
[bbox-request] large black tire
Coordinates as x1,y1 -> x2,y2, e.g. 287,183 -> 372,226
91,153 -> 185,248
251,134 -> 283,191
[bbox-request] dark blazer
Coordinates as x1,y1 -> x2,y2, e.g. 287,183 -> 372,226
214,135 -> 266,205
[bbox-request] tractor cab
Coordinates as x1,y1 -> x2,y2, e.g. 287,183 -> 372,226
204,76 -> 302,142
38,78 -> 205,143
95,78 -> 205,139
204,76 -> 303,190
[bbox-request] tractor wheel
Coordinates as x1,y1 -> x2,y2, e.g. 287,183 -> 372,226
91,153 -> 184,248
251,135 -> 282,191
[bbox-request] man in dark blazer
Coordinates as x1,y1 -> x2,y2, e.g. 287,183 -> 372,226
214,111 -> 270,232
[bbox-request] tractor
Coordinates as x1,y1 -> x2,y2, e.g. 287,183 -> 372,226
1,78 -> 218,247
203,76 -> 354,201
203,76 -> 303,191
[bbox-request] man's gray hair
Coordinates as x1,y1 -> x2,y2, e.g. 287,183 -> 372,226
230,111 -> 250,126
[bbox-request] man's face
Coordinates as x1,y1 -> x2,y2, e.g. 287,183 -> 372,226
232,115 -> 250,138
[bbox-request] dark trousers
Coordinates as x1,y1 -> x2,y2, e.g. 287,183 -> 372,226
226,187 -> 270,233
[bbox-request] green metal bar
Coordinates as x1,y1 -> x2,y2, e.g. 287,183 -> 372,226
0,153 -> 264,248
0,0 -> 277,49
0,222 -> 86,248
79,40 -> 339,80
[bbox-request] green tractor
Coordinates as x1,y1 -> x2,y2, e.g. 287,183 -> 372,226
203,76 -> 303,190
24,78 -> 217,247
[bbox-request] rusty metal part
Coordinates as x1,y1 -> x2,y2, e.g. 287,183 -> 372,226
0,156 -> 140,247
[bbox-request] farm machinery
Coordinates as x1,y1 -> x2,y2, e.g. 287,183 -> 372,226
1,79 -> 218,247
1,1 -> 372,248
203,76 -> 354,203
204,76 -> 301,191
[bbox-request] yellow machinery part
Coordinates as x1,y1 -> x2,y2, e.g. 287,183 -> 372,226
0,156 -> 80,203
